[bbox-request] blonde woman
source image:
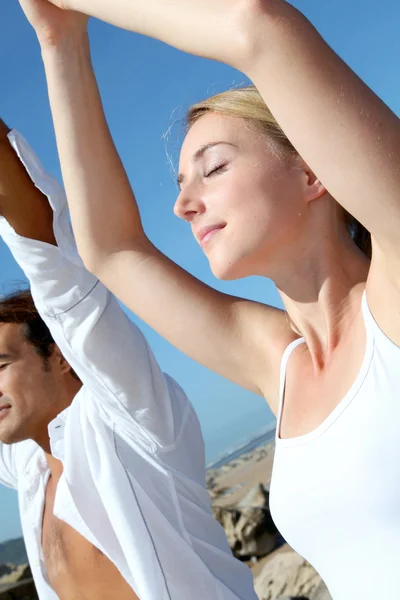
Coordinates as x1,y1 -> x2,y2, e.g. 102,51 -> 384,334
20,0 -> 400,598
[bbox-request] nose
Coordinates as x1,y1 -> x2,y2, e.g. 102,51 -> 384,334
174,187 -> 205,222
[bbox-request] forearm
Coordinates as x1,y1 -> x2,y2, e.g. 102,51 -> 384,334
67,0 -> 238,67
41,35 -> 144,269
67,0 -> 400,240
0,132 -> 56,244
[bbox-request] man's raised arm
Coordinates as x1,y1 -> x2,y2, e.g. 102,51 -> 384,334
0,122 -> 49,490
0,120 -> 56,245
0,129 -> 182,449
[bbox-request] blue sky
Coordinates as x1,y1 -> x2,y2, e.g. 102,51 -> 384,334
0,0 -> 399,543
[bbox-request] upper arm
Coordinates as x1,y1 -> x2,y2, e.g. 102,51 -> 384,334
46,280 -> 185,446
249,3 -> 400,258
364,238 -> 400,348
91,240 -> 292,408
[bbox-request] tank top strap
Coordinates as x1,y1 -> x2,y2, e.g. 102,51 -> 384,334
361,289 -> 375,329
361,288 -> 400,352
276,337 -> 306,439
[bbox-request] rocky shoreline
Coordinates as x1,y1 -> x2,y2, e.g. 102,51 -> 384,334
207,439 -> 332,600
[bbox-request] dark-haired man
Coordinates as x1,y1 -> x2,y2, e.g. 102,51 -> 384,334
0,120 -> 257,600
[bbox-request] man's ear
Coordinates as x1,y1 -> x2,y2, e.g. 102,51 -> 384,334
52,345 -> 74,376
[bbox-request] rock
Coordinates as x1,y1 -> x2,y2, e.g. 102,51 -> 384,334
0,564 -> 37,600
277,597 -> 310,600
16,567 -> 32,583
0,564 -> 30,586
212,484 -> 278,559
312,582 -> 332,600
254,550 -> 332,600
0,579 -> 38,599
0,567 -> 17,580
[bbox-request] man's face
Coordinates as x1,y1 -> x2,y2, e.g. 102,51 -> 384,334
0,323 -> 64,445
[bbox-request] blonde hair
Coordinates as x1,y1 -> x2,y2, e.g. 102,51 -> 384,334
186,85 -> 371,259
187,85 -> 297,158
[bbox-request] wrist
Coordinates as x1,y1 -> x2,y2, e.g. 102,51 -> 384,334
40,30 -> 90,62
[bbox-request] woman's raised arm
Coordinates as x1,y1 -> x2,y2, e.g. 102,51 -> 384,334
17,0 -> 292,408
43,0 -> 400,262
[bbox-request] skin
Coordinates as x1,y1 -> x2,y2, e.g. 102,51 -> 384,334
0,322 -> 75,450
15,1 -> 400,435
177,113 -> 333,284
0,127 -> 138,600
0,122 -> 77,456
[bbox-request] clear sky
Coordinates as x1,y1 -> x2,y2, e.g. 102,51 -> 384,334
0,0 -> 399,543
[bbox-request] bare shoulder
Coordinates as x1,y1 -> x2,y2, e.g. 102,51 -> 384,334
365,237 -> 400,347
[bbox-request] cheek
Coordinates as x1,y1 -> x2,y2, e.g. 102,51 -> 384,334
230,182 -> 280,235
250,167 -> 304,227
7,362 -> 47,407
0,366 -> 20,394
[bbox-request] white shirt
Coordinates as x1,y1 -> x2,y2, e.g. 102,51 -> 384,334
0,131 -> 257,600
270,292 -> 400,599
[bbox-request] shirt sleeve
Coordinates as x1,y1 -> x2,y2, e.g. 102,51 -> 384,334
0,130 -> 187,450
0,442 -> 18,489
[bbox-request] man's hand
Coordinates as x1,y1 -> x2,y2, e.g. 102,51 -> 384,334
18,0 -> 88,48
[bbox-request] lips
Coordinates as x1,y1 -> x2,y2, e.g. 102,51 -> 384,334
0,405 -> 11,422
196,224 -> 226,247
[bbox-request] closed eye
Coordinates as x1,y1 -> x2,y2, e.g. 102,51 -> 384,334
204,162 -> 228,178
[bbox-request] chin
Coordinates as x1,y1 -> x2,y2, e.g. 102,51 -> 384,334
209,249 -> 256,280
210,261 -> 244,281
0,433 -> 18,445
0,425 -> 27,445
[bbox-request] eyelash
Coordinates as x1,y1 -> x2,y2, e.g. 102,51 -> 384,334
205,162 -> 228,178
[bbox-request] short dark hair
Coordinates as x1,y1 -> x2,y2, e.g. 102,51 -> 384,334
0,289 -> 79,378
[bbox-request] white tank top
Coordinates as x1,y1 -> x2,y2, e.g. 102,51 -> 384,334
270,292 -> 400,600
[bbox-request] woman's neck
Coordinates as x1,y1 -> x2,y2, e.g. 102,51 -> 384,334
276,236 -> 370,372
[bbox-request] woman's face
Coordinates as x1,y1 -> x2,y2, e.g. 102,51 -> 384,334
175,112 -> 311,280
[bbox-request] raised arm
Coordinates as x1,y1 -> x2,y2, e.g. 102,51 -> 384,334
0,128 -> 198,447
0,119 -> 56,245
39,0 -> 400,260
17,1 -> 291,408
0,123 -> 53,488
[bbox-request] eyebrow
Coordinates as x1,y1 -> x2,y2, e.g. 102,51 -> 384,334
177,141 -> 236,189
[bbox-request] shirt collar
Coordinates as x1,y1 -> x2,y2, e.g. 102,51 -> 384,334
48,405 -> 70,459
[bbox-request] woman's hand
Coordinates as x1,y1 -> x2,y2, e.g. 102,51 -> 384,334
19,0 -> 89,48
